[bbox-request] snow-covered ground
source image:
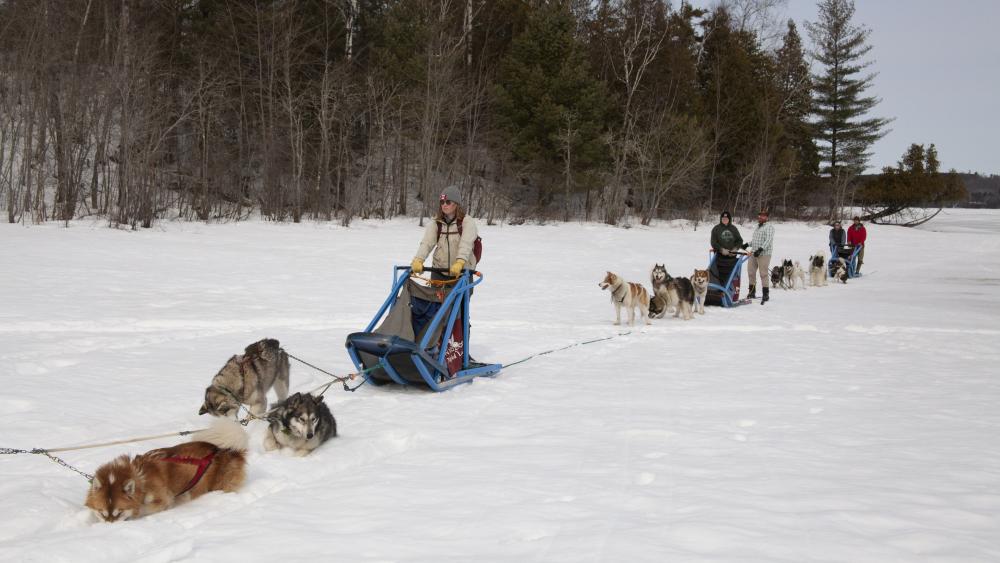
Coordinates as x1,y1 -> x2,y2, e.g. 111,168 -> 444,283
2,209 -> 999,562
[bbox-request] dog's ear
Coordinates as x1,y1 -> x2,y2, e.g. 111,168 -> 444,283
198,404 -> 208,415
123,479 -> 135,496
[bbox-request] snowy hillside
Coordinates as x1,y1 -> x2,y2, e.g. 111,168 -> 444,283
2,210 -> 999,562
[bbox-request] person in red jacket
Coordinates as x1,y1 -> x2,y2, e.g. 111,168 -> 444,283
847,216 -> 867,273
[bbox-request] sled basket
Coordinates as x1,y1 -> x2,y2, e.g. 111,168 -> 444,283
829,243 -> 863,279
345,266 -> 501,391
706,251 -> 749,307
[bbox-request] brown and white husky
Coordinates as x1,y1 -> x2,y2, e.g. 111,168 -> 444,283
85,420 -> 248,522
599,271 -> 651,326
691,269 -> 710,315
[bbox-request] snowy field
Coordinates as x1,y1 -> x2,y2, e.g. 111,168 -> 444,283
2,209 -> 999,562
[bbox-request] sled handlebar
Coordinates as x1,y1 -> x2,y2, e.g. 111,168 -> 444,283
412,266 -> 481,278
709,249 -> 750,256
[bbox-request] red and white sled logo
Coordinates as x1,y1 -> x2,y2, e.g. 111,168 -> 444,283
444,331 -> 464,376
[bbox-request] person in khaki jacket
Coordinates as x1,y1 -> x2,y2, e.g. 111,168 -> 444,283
411,185 -> 479,280
746,209 -> 775,305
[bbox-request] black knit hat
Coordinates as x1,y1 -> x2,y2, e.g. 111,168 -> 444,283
720,211 -> 732,221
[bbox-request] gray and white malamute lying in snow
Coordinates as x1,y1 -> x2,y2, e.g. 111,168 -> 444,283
264,392 -> 337,456
199,338 -> 290,418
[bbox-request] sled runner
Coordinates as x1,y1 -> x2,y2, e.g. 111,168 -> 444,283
345,266 -> 501,391
706,250 -> 751,307
829,243 -> 863,279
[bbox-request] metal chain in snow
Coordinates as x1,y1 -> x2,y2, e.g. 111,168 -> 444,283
1,448 -> 94,481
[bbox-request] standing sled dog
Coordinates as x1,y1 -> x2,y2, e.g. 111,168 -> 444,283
784,260 -> 807,290
199,338 -> 290,417
649,264 -> 673,318
663,276 -> 696,320
691,269 -> 710,315
599,271 -> 651,326
647,264 -> 696,320
809,252 -> 827,286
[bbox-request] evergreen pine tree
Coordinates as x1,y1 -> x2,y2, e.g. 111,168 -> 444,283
774,20 -> 818,178
697,7 -> 769,212
806,0 -> 890,175
493,1 -> 609,204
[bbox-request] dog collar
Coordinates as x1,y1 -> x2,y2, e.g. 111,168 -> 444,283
611,282 -> 628,303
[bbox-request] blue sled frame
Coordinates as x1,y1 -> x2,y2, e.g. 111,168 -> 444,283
707,251 -> 749,307
829,243 -> 863,279
345,266 -> 501,391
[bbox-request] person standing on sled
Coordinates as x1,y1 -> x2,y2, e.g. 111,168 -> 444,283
848,216 -> 867,274
711,211 -> 744,256
409,185 -> 481,374
746,209 -> 775,304
710,211 -> 746,292
829,220 -> 847,248
410,185 -> 480,281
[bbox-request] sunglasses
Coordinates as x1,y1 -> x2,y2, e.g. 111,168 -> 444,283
440,199 -> 455,206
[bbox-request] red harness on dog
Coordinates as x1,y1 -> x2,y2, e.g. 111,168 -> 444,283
161,451 -> 216,497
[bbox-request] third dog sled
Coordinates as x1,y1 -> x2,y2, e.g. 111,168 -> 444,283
706,250 -> 751,307
345,266 -> 501,392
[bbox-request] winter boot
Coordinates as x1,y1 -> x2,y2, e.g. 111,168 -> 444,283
747,285 -> 756,299
761,287 -> 770,305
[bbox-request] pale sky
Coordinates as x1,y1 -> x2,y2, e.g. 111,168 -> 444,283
781,0 -> 1000,175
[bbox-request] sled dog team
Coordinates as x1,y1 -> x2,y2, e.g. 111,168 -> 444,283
86,338 -> 334,522
599,210 -> 865,325
599,266 -> 711,324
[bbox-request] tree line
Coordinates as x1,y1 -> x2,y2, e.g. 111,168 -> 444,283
0,0 -> 951,228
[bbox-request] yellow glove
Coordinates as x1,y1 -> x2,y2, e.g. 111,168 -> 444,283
410,258 -> 424,274
448,259 -> 466,277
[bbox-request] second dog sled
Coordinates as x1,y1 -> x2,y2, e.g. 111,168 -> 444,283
706,250 -> 751,307
829,243 -> 863,279
345,266 -> 501,392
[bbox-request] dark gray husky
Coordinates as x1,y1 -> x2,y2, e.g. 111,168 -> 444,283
199,338 -> 290,418
263,392 -> 337,456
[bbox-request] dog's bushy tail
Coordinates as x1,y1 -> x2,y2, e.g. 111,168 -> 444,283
191,418 -> 248,451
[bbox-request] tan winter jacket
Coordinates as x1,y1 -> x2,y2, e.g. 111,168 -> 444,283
413,215 -> 479,271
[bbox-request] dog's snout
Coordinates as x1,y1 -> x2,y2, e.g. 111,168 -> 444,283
306,432 -> 314,439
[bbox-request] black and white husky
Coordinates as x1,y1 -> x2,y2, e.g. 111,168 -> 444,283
663,277 -> 696,320
264,392 -> 337,456
771,263 -> 787,289
649,264 -> 674,318
808,252 -> 827,286
831,258 -> 849,284
784,260 -> 807,290
650,264 -> 672,295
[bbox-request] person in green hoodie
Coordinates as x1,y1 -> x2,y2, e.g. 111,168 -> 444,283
710,211 -> 744,256
709,211 -> 746,298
